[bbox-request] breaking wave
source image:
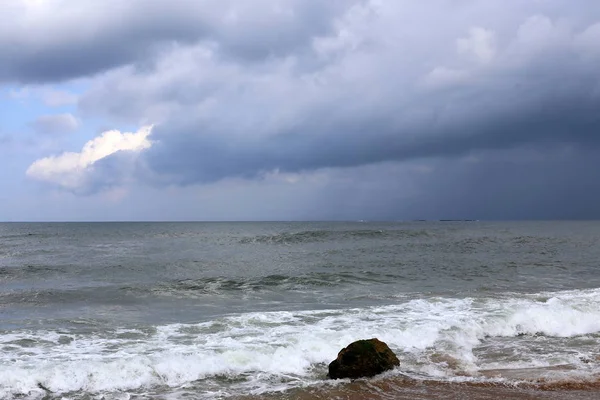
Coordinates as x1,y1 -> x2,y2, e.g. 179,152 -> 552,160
2,288 -> 600,399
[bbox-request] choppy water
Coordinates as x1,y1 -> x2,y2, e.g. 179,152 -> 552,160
1,221 -> 600,399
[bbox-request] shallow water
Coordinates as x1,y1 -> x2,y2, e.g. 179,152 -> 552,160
1,221 -> 600,399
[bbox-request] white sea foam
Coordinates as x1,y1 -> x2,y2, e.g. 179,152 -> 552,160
2,288 -> 600,399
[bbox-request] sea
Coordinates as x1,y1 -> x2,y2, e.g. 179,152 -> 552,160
1,221 -> 600,399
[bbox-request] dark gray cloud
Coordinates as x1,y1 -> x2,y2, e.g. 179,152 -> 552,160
142,70 -> 600,185
0,0 -> 348,83
398,147 -> 600,220
20,0 -> 600,219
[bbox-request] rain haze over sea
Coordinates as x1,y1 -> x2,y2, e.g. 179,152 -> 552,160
2,221 -> 600,399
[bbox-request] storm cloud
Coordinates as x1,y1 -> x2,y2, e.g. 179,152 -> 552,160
0,0 -> 348,83
17,0 -> 600,219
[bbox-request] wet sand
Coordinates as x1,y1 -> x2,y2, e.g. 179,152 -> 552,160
238,376 -> 600,400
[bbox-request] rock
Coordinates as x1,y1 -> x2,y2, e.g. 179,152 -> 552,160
328,338 -> 400,379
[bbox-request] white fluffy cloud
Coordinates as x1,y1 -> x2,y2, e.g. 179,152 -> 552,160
26,126 -> 153,190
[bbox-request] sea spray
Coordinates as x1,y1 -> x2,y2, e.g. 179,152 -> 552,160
2,288 -> 600,398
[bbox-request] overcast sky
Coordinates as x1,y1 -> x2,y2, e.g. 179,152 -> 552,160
1,0 -> 600,221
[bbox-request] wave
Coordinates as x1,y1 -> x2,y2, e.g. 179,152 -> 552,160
0,271 -> 399,306
2,288 -> 600,398
238,229 -> 431,244
0,285 -> 125,306
0,264 -> 66,278
237,229 -> 565,247
132,272 -> 397,297
0,232 -> 55,240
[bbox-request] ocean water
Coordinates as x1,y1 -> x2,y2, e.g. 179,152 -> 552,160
1,221 -> 600,399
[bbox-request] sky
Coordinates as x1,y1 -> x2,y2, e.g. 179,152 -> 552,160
1,0 -> 600,221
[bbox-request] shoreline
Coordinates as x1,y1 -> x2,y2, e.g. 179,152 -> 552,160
238,376 -> 600,400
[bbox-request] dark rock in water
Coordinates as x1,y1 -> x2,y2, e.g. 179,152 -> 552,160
328,338 -> 400,379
